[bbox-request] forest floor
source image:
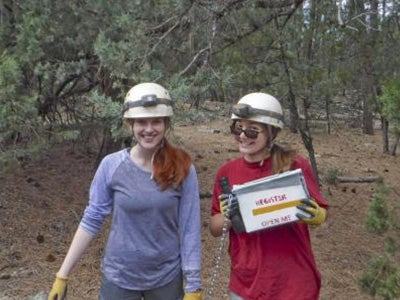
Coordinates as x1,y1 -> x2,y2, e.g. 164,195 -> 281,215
1,114 -> 400,300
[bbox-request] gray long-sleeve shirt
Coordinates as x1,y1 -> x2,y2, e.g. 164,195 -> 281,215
79,148 -> 201,292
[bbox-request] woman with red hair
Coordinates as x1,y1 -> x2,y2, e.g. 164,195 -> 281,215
48,83 -> 202,300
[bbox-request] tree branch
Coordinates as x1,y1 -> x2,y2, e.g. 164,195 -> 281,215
336,176 -> 382,183
140,19 -> 181,68
178,47 -> 210,76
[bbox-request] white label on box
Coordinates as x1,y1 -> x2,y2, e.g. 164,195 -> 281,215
232,169 -> 309,233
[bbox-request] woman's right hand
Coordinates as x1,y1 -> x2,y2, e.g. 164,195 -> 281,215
219,193 -> 239,219
48,274 -> 68,300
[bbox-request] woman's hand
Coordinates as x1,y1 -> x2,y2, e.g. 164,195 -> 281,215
183,290 -> 202,300
296,199 -> 327,225
48,274 -> 68,300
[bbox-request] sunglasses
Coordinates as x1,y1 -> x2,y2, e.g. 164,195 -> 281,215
230,124 -> 263,139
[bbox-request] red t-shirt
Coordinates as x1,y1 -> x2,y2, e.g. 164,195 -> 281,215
211,155 -> 329,300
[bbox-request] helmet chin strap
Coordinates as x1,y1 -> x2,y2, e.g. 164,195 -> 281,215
266,125 -> 275,150
252,125 -> 276,167
260,127 -> 275,167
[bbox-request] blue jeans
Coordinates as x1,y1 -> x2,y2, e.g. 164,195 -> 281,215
229,291 -> 245,300
99,272 -> 183,300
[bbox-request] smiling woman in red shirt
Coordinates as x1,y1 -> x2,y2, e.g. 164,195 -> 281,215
210,92 -> 329,300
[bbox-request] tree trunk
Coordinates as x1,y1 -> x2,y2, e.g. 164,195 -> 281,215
391,131 -> 400,156
287,91 -> 299,133
381,117 -> 389,153
325,94 -> 331,135
277,35 -> 298,134
94,127 -> 124,169
300,128 -> 319,185
337,176 -> 381,183
362,104 -> 374,135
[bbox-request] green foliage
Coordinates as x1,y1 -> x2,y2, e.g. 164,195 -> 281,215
86,91 -> 122,123
0,0 -> 399,172
0,53 -> 43,167
168,75 -> 192,103
85,90 -> 124,140
53,130 -> 80,143
379,76 -> 400,134
359,255 -> 400,300
385,236 -> 398,255
360,184 -> 400,299
173,106 -> 219,125
324,167 -> 343,185
94,30 -> 143,79
365,184 -> 391,234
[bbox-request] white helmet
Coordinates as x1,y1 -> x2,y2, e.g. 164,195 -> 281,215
123,82 -> 173,119
231,92 -> 284,128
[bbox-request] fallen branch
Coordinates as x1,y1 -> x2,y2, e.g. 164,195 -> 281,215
336,176 -> 382,183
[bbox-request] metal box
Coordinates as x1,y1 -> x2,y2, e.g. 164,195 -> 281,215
232,169 -> 309,233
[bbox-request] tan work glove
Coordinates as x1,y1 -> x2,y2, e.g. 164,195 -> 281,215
48,274 -> 68,300
183,290 -> 203,300
296,199 -> 327,226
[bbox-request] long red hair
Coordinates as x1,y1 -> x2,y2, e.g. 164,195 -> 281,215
152,138 -> 192,190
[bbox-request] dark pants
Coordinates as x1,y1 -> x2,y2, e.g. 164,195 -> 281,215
99,273 -> 184,300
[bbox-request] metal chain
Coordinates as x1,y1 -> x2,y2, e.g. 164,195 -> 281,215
206,208 -> 231,299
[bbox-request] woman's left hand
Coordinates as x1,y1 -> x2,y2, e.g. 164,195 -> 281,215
296,199 -> 327,225
183,290 -> 202,300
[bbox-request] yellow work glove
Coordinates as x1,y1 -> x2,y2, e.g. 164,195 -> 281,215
48,274 -> 68,300
183,290 -> 203,300
219,193 -> 246,233
219,193 -> 239,219
296,199 -> 327,226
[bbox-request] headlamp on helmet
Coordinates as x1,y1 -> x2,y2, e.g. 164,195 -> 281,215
231,103 -> 281,119
231,92 -> 284,129
123,94 -> 171,113
232,103 -> 253,118
123,82 -> 173,119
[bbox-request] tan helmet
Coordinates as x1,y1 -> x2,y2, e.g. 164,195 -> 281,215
231,92 -> 284,128
123,82 -> 173,119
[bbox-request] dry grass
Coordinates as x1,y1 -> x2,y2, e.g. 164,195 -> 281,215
1,118 -> 399,299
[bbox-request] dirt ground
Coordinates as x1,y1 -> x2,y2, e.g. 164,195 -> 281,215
1,117 -> 399,300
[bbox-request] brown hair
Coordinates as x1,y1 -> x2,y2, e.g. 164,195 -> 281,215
152,139 -> 192,190
268,126 -> 297,174
270,144 -> 297,174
